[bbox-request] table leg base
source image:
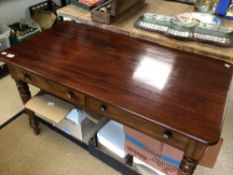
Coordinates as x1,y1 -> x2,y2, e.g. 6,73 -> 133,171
27,109 -> 40,135
16,80 -> 40,135
180,156 -> 198,175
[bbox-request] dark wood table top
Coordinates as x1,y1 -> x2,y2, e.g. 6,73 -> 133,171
1,22 -> 233,145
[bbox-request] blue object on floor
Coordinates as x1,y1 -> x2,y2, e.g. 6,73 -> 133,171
216,0 -> 231,16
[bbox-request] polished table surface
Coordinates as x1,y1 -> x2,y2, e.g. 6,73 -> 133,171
1,22 -> 233,146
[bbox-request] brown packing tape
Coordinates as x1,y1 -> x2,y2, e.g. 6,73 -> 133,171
199,138 -> 224,168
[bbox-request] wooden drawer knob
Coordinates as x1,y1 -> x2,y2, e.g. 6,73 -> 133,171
65,92 -> 73,99
100,104 -> 107,112
163,130 -> 172,139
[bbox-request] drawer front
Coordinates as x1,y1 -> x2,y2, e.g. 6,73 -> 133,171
86,96 -> 189,150
10,66 -> 85,108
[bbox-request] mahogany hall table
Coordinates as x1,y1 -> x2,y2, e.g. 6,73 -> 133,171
0,22 -> 233,175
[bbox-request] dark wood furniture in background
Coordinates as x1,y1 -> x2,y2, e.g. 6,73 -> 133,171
0,22 -> 232,175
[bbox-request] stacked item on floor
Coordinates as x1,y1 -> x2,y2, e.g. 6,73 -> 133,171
0,25 -> 10,51
25,93 -> 107,144
96,120 -> 128,161
0,25 -> 10,77
133,157 -> 166,175
89,120 -> 140,175
91,0 -> 145,24
216,0 -> 233,19
9,22 -> 41,46
54,109 -> 108,144
124,126 -> 224,175
29,0 -> 62,31
29,0 -> 61,17
124,126 -> 184,175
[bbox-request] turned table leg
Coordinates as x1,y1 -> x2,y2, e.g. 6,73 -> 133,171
179,141 -> 206,175
180,156 -> 198,175
16,80 -> 40,135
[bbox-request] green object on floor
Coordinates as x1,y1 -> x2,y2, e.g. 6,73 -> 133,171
8,23 -> 40,46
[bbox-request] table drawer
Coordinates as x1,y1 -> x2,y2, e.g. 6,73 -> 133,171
86,97 -> 189,150
10,66 -> 85,108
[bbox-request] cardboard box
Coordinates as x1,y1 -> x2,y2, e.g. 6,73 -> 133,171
25,93 -> 75,124
149,144 -> 184,175
55,116 -> 96,143
125,126 -> 223,175
133,157 -> 166,175
55,109 -> 108,144
97,120 -> 127,159
32,10 -> 56,31
199,139 -> 223,168
25,93 -> 107,144
124,126 -> 183,175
